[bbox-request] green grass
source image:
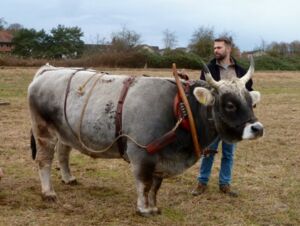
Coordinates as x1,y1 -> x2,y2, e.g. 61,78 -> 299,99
0,68 -> 34,99
0,68 -> 299,226
164,207 -> 185,222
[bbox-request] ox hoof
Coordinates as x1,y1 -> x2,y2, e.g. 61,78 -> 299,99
41,192 -> 57,202
136,208 -> 161,217
62,178 -> 78,185
136,210 -> 153,217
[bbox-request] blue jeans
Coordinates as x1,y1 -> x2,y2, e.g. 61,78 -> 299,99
197,138 -> 236,185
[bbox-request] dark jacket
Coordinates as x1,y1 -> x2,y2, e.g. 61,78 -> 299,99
200,58 -> 253,91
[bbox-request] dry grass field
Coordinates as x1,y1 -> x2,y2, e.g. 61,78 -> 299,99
0,67 -> 299,225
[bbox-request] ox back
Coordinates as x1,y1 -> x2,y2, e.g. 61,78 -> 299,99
28,66 -> 211,163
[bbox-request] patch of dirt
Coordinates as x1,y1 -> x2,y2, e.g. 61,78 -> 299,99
0,68 -> 299,225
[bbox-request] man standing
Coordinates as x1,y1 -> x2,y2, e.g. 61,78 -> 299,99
192,37 -> 253,197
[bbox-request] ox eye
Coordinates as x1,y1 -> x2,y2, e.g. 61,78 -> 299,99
225,102 -> 237,112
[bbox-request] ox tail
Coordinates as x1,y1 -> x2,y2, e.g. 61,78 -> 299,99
30,129 -> 37,160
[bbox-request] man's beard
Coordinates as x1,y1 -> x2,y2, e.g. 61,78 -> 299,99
215,52 -> 226,61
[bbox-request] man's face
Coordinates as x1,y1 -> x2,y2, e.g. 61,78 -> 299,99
214,41 -> 231,60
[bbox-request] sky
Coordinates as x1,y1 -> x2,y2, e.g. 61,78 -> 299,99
1,0 -> 300,51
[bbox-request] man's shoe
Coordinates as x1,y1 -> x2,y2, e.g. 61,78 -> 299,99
219,184 -> 238,197
191,183 -> 207,196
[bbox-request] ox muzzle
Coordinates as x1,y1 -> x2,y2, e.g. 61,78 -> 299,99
242,121 -> 264,140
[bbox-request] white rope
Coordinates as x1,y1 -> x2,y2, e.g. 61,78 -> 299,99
70,73 -> 183,155
76,72 -> 98,95
76,119 -> 183,154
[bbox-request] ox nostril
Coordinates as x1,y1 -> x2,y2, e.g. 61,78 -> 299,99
251,124 -> 264,136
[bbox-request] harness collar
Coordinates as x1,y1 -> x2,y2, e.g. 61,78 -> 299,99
173,82 -> 191,131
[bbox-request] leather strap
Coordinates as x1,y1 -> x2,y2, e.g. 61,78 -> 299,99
146,82 -> 192,154
146,130 -> 177,154
173,64 -> 202,159
115,77 -> 135,157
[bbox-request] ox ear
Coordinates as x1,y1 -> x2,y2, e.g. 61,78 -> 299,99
249,91 -> 261,106
193,87 -> 215,106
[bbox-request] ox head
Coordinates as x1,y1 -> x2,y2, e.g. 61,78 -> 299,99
193,56 -> 264,143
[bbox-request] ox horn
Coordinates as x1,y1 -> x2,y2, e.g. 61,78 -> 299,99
240,55 -> 255,85
201,60 -> 221,89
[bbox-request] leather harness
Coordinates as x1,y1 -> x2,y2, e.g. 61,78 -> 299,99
114,73 -> 196,156
62,69 -> 210,160
115,77 -> 135,157
115,74 -> 216,157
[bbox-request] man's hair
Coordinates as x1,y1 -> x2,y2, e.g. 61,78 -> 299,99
214,37 -> 232,46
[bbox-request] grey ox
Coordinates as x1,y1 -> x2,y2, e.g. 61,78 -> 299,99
28,60 -> 263,216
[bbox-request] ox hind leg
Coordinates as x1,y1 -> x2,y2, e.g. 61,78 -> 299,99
32,124 -> 58,201
57,142 -> 77,185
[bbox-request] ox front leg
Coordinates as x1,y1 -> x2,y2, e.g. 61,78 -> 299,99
148,176 -> 163,215
136,179 -> 153,216
57,142 -> 77,185
35,137 -> 57,201
133,162 -> 159,216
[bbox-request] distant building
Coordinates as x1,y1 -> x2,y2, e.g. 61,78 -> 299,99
242,50 -> 266,57
159,47 -> 188,55
0,31 -> 13,53
137,44 -> 159,53
84,43 -> 112,53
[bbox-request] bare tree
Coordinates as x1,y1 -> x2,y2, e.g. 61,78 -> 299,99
267,41 -> 290,56
111,26 -> 141,52
188,26 -> 214,59
6,23 -> 23,34
0,17 -> 7,30
162,29 -> 177,49
259,38 -> 267,52
90,34 -> 109,45
289,40 -> 300,55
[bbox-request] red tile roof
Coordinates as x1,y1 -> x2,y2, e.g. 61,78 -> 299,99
0,30 -> 13,43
